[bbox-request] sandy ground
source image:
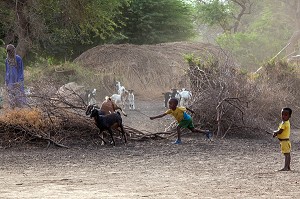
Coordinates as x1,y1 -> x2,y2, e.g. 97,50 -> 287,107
1,98 -> 300,199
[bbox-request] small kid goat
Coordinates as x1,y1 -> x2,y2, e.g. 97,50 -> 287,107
178,88 -> 192,107
86,104 -> 127,146
127,89 -> 135,110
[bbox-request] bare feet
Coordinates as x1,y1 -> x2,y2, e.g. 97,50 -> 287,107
278,168 -> 291,171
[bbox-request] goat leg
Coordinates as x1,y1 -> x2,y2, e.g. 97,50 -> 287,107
108,128 -> 116,146
99,130 -> 106,145
120,124 -> 127,143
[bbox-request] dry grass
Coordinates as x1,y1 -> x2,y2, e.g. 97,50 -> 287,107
74,42 -> 235,99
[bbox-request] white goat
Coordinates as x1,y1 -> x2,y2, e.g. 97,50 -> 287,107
127,89 -> 135,110
111,94 -> 122,107
116,81 -> 126,95
178,88 -> 192,107
87,88 -> 97,105
113,81 -> 128,108
111,91 -> 128,109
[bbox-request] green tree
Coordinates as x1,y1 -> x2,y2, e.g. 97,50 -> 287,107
0,0 -> 129,59
194,0 -> 295,70
195,0 -> 255,33
120,0 -> 196,44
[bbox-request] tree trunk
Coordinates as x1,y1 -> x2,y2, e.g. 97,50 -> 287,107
15,0 -> 31,58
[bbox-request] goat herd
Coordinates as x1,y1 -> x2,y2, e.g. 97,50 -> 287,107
0,80 -> 193,146
87,82 -> 192,111
85,81 -> 137,146
162,88 -> 192,108
86,81 -> 135,111
85,81 -> 193,146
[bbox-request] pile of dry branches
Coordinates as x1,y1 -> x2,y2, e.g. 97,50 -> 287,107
187,55 -> 300,138
0,80 -> 172,148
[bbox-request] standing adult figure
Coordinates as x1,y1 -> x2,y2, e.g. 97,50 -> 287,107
5,44 -> 25,108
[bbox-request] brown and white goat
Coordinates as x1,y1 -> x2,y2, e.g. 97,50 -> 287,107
100,96 -> 127,116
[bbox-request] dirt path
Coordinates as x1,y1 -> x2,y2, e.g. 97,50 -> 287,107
1,99 -> 300,199
122,97 -> 175,133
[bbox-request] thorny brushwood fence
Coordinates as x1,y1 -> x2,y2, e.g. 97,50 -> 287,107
0,80 -> 178,148
1,57 -> 300,148
186,55 -> 300,138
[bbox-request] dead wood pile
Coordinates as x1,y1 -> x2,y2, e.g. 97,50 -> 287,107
187,57 -> 300,138
0,83 -> 176,148
0,108 -> 178,148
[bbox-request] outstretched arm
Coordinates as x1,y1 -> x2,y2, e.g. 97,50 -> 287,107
150,113 -> 167,120
186,107 -> 195,114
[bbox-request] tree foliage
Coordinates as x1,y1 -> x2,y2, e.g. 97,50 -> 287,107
0,0 -> 198,60
194,0 -> 296,70
195,0 -> 254,33
0,0 -> 129,59
119,0 -> 196,44
195,0 -> 233,32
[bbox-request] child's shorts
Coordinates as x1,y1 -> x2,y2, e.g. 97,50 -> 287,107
178,118 -> 194,129
280,140 -> 291,154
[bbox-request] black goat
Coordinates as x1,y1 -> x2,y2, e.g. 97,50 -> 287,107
86,105 -> 127,146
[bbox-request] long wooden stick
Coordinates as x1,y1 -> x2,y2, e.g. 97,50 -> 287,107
255,42 -> 291,74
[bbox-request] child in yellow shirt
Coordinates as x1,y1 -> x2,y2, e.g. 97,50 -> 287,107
273,107 -> 292,171
150,98 -> 212,144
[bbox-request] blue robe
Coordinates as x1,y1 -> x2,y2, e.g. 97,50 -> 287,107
5,55 -> 25,108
